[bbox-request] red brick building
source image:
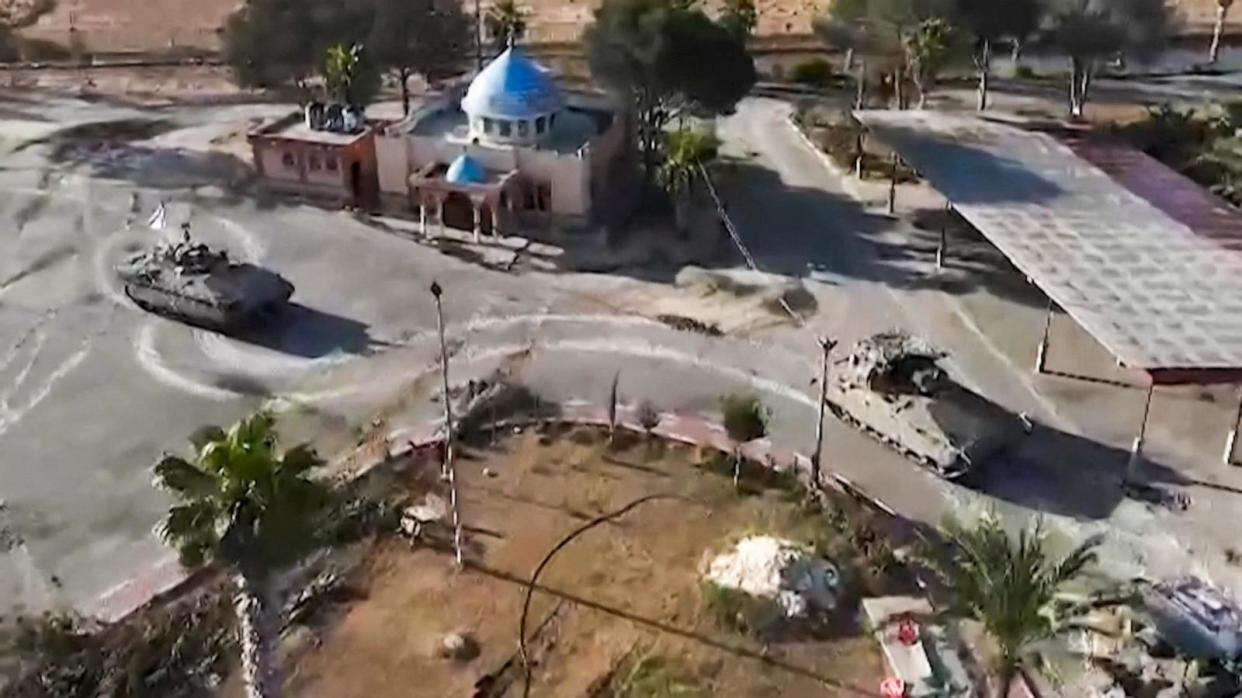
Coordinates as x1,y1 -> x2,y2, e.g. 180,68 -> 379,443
248,112 -> 379,208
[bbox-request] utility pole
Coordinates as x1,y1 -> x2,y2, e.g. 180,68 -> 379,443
431,281 -> 464,566
811,336 -> 836,487
475,0 -> 484,71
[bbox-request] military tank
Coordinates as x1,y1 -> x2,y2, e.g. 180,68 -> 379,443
827,332 -> 1027,479
117,233 -> 294,332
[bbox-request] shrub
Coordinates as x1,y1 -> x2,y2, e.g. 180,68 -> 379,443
720,393 -> 769,445
636,400 -> 661,435
613,654 -> 705,697
791,57 -> 833,86
1013,64 -> 1036,80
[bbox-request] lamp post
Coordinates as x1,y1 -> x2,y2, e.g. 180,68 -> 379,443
431,280 -> 464,566
811,336 -> 837,487
475,0 -> 484,71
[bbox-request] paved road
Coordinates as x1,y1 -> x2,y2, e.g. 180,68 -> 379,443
0,91 -> 1233,623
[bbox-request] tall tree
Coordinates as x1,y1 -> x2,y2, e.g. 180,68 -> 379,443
584,0 -> 755,182
224,0 -> 373,101
1045,0 -> 1173,119
153,413 -> 333,698
906,16 -> 955,108
922,513 -> 1100,698
484,0 -> 528,52
658,125 -> 720,230
816,0 -> 949,109
1210,0 -> 1235,64
952,0 -> 1045,110
720,0 -> 759,39
368,0 -> 471,114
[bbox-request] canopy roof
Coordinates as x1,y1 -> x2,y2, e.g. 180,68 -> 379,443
445,153 -> 486,184
855,110 -> 1242,383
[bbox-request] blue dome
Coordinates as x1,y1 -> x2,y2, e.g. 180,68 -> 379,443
445,154 -> 486,184
461,46 -> 563,120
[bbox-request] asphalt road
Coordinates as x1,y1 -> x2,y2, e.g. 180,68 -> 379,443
0,90 -> 1236,624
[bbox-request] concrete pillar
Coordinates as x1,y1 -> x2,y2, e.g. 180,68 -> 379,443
471,203 -> 481,244
490,205 -> 500,237
417,199 -> 426,235
1035,297 -> 1054,374
936,201 -> 949,270
887,153 -> 899,215
435,196 -> 445,236
1126,381 -> 1155,482
1224,387 -> 1242,465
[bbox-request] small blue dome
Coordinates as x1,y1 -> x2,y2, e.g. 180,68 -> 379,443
445,154 -> 486,184
461,46 -> 563,120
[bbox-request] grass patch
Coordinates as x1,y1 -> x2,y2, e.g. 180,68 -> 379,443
611,654 -> 707,697
700,581 -> 777,635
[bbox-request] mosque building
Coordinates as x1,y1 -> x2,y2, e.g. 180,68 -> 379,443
373,44 -> 628,239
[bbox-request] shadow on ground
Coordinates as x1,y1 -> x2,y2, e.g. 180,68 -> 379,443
231,302 -> 396,359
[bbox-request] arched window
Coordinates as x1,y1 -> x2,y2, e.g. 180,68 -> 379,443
308,154 -> 321,171
517,120 -> 529,137
281,151 -> 296,169
535,116 -> 546,134
483,117 -> 494,133
498,120 -> 512,137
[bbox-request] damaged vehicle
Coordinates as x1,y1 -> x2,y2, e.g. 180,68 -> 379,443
827,332 -> 1029,479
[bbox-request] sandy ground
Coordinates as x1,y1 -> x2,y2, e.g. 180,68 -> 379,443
248,427 -> 887,697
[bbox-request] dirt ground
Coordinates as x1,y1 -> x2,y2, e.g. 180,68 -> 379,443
262,427 -> 889,697
12,0 -> 823,55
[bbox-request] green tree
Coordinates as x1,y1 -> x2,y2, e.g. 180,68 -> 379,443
1210,0 -> 1235,64
224,0 -> 373,102
1045,0 -> 1173,119
816,0 -> 949,109
584,0 -> 755,183
484,0 -> 528,52
658,126 -> 719,230
720,0 -> 759,39
153,413 -> 333,698
922,513 -> 1100,697
906,16 -> 955,108
368,0 -> 471,114
952,0 -> 1045,110
720,393 -> 769,488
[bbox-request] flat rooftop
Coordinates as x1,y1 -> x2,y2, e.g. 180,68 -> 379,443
252,115 -> 370,146
856,110 -> 1242,376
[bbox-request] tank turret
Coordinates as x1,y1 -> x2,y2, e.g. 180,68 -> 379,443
116,233 -> 294,332
829,332 -> 1027,478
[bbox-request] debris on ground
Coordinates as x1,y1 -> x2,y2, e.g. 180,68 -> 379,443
705,535 -> 840,619
440,631 -> 480,661
656,313 -> 723,336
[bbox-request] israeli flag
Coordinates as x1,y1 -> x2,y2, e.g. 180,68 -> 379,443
146,202 -> 167,231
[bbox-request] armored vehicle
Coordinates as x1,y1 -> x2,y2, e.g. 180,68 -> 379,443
117,234 -> 294,332
828,332 -> 1027,479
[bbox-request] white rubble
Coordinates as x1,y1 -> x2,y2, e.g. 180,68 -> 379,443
706,535 -> 840,619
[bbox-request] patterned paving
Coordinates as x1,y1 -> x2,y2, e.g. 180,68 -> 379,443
856,109 -> 1242,374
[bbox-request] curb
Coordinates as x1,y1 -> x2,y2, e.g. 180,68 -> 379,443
93,401 -> 916,622
783,114 -> 885,208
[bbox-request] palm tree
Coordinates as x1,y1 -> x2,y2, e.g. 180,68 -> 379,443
153,412 -> 332,698
657,126 -> 719,232
1210,0 -> 1235,64
922,512 -> 1100,697
484,0 -> 528,52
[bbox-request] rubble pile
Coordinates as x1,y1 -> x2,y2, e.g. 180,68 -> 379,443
705,536 -> 841,619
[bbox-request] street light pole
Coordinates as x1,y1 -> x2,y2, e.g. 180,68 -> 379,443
475,0 -> 483,71
431,280 -> 464,567
811,336 -> 836,487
